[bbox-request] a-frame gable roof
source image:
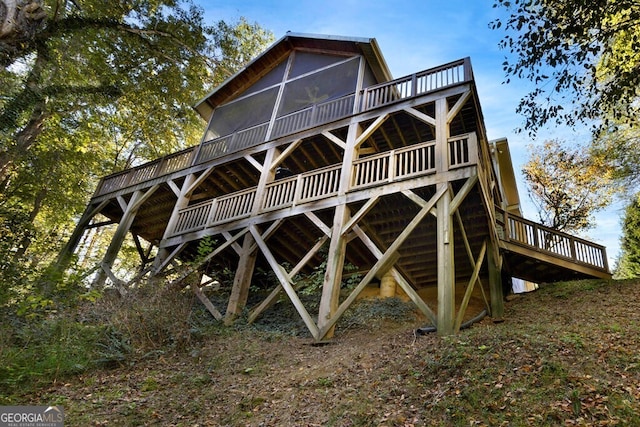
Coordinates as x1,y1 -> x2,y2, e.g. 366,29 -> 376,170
194,32 -> 393,120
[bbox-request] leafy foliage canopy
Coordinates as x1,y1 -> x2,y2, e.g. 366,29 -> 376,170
491,0 -> 640,135
522,139 -> 616,232
0,0 -> 273,313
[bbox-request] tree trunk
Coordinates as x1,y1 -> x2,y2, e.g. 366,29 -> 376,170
12,188 -> 46,261
0,34 -> 49,189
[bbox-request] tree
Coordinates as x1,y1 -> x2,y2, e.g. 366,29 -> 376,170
491,0 -> 640,135
615,194 -> 640,279
1,1 -> 272,182
590,120 -> 640,198
0,0 -> 273,307
522,139 -> 616,232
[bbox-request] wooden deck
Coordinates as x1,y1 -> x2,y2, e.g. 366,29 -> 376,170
93,58 -> 471,199
166,136 -> 472,240
65,47 -> 611,339
81,55 -> 610,284
497,210 -> 611,282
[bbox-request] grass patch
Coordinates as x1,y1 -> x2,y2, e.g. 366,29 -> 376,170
4,278 -> 640,426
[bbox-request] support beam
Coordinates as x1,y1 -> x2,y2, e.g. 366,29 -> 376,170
319,186 -> 446,339
271,140 -> 301,170
304,212 -> 331,237
244,154 -> 264,174
153,174 -> 197,274
317,204 -> 350,338
436,185 -> 455,335
191,282 -> 223,320
488,238 -> 504,319
403,106 -> 437,127
341,195 -> 379,236
55,200 -> 110,269
184,167 -> 216,196
321,131 -> 347,150
99,263 -> 127,296
434,95 -> 456,336
153,243 -> 186,277
454,208 -> 490,312
454,240 -> 487,333
317,120 -> 361,338
249,225 -> 320,339
165,228 -> 249,290
450,174 -> 479,213
93,188 -> 158,288
247,235 -> 328,324
446,90 -> 472,124
221,230 -> 245,255
225,232 -> 259,324
390,269 -> 437,326
353,225 -> 437,325
355,114 -> 388,148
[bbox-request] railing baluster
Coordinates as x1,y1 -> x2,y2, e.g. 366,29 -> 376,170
501,209 -> 608,271
96,60 -> 474,197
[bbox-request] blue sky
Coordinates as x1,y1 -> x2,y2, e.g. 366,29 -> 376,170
201,0 -> 623,266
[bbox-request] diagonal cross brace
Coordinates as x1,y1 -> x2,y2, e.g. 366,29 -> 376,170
318,185 -> 447,339
249,225 -> 320,339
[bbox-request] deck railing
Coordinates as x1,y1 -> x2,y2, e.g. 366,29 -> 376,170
97,148 -> 195,195
361,58 -> 470,110
351,134 -> 475,189
499,210 -> 609,272
93,58 -> 473,197
271,95 -> 355,140
170,138 -> 462,236
196,123 -> 269,164
352,141 -> 437,188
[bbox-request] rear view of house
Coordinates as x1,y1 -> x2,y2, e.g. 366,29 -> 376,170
60,33 -> 611,340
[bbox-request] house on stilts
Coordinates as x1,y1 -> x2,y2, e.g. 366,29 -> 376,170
60,33 -> 611,340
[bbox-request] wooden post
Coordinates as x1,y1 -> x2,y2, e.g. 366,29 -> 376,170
191,281 -> 223,320
55,200 -> 109,270
436,186 -> 455,335
152,174 -> 197,274
434,96 -> 455,335
488,238 -> 504,320
317,122 -> 359,338
317,204 -> 349,337
225,232 -> 258,324
93,191 -> 144,288
224,147 -> 278,323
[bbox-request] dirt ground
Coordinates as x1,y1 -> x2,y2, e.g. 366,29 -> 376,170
13,279 -> 640,426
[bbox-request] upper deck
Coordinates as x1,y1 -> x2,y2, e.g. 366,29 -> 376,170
93,58 -> 473,199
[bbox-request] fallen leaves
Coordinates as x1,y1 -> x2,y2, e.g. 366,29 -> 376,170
7,280 -> 640,426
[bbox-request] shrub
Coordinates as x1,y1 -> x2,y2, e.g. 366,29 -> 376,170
0,316 -> 111,396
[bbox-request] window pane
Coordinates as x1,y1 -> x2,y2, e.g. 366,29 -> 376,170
207,87 -> 278,138
244,60 -> 287,95
289,51 -> 349,78
278,58 -> 359,116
